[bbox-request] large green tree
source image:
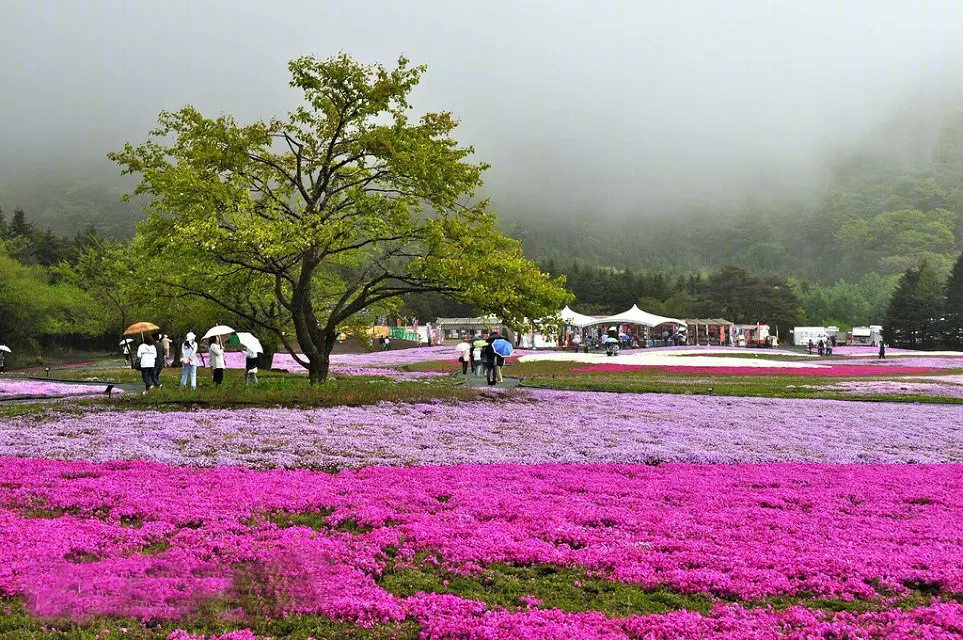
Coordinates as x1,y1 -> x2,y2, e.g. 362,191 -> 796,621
110,53 -> 569,382
944,252 -> 963,348
884,260 -> 946,348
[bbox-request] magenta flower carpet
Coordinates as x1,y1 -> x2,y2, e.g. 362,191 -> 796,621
5,461 -> 963,638
5,361 -> 963,637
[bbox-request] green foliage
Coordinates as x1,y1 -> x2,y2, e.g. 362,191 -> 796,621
380,563 -> 715,617
798,273 -> 897,328
110,53 -> 569,382
837,208 -> 958,274
0,241 -> 106,360
945,252 -> 963,347
884,260 -> 946,348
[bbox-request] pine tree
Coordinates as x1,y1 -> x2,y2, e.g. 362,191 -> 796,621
945,252 -> 963,348
916,260 -> 945,348
884,266 -> 921,347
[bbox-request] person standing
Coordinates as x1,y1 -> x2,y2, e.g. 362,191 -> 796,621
807,339 -> 813,355
179,332 -> 199,389
468,334 -> 477,375
137,336 -> 157,393
494,351 -> 505,383
817,339 -> 825,356
879,341 -> 885,359
481,339 -> 497,386
209,337 -> 225,387
244,344 -> 259,385
151,334 -> 164,388
161,334 -> 173,366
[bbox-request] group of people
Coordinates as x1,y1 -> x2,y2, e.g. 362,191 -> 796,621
806,336 -> 887,359
807,337 -> 836,356
129,331 -> 260,392
458,332 -> 508,386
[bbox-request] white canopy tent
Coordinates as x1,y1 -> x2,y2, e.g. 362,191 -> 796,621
585,304 -> 685,329
558,305 -> 598,328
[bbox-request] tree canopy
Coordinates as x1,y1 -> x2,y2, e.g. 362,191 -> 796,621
110,53 -> 570,382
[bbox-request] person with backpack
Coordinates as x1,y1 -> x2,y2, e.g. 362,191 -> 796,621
137,335 -> 157,393
482,339 -> 497,386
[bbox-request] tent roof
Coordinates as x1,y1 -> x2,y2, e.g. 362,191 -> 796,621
585,304 -> 685,328
558,305 -> 599,328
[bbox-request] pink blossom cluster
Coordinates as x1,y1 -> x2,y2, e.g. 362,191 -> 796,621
821,380 -> 963,397
165,601 -> 963,639
4,390 -> 963,467
325,366 -> 446,379
222,349 -> 487,376
833,346 -> 963,357
844,356 -> 963,369
4,460 -> 963,624
571,363 -> 951,376
0,379 -> 116,398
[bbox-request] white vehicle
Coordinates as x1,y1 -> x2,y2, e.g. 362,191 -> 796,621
793,326 -> 829,347
851,325 -> 883,346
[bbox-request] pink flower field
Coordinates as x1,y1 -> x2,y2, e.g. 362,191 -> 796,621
0,378 -> 116,399
571,363 -> 955,376
5,460 -> 963,638
4,390 -> 963,466
6,352 -> 963,638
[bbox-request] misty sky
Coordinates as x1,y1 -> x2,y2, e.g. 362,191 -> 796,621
2,0 -> 962,218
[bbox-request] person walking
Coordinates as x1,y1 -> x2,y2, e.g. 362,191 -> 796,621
137,336 -> 157,393
807,339 -> 813,355
481,339 -> 497,386
243,344 -> 259,385
0,351 -> 5,373
817,339 -> 825,356
179,332 -> 200,389
468,335 -> 477,376
161,334 -> 173,367
151,333 -> 164,388
208,337 -> 225,387
879,341 -> 886,359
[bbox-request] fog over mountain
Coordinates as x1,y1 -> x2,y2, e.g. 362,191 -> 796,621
2,0 -> 962,231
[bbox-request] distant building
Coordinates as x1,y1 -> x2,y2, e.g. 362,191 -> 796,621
434,316 -> 513,342
682,318 -> 734,345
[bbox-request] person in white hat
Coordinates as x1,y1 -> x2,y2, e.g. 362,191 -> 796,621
179,332 -> 200,389
208,336 -> 226,387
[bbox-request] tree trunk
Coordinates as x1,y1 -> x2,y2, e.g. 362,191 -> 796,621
306,331 -> 338,385
259,348 -> 276,371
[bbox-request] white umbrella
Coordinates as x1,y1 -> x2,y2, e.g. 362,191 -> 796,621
0,345 -> 10,353
201,325 -> 235,341
455,341 -> 471,354
236,332 -> 263,354
119,338 -> 134,345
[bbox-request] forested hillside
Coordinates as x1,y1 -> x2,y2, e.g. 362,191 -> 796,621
2,96 -> 960,331
508,100 -> 963,283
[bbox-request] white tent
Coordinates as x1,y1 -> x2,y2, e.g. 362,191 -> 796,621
586,304 -> 685,329
558,305 -> 598,328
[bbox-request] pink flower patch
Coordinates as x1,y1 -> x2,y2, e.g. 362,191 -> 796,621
571,364 -> 950,377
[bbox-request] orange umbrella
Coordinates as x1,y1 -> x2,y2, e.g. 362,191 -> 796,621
123,322 -> 160,336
